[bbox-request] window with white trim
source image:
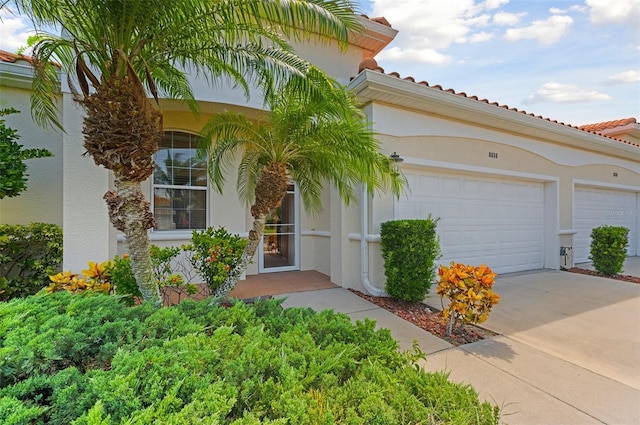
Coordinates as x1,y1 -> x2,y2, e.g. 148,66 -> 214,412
153,131 -> 207,230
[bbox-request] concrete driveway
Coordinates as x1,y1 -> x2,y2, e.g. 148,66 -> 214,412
421,260 -> 640,424
282,258 -> 640,424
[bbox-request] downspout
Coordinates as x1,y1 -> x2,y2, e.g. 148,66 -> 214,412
361,185 -> 388,297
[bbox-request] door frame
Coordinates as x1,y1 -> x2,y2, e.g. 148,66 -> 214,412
258,184 -> 301,273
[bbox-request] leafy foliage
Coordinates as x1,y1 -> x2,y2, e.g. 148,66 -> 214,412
197,72 -> 407,299
45,261 -> 112,295
0,108 -> 52,199
16,0 -> 363,304
106,254 -> 141,306
380,218 -> 442,302
0,223 -> 62,301
589,225 -> 629,276
183,227 -> 247,293
437,263 -> 500,337
0,292 -> 499,424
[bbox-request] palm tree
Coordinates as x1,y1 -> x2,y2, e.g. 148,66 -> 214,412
199,69 -> 407,299
12,0 -> 362,305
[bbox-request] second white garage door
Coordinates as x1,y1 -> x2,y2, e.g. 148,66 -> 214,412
396,170 -> 545,274
574,186 -> 638,263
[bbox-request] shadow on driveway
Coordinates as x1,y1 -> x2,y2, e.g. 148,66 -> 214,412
439,266 -> 640,391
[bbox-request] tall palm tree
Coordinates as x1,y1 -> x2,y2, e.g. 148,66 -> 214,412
199,68 -> 407,299
11,0 -> 361,305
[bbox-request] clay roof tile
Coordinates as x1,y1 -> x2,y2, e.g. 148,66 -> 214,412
0,49 -> 35,65
356,64 -> 639,148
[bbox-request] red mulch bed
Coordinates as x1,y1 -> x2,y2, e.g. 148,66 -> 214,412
565,268 -> 640,284
348,289 -> 496,346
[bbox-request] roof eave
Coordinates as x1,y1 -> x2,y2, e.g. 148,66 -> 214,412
0,60 -> 61,92
348,69 -> 640,159
349,16 -> 398,58
599,123 -> 640,139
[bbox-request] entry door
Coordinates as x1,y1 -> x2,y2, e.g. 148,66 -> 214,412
259,184 -> 299,272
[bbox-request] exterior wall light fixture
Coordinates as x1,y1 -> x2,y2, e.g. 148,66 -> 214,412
390,152 -> 404,163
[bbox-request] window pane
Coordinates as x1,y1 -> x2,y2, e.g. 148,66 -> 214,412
154,131 -> 208,231
153,148 -> 172,185
173,167 -> 191,185
153,188 -> 174,230
191,167 -> 207,187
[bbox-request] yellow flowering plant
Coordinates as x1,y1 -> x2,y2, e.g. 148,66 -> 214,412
46,260 -> 113,294
436,262 -> 500,337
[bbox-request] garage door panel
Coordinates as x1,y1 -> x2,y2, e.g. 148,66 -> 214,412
574,187 -> 638,263
397,171 -> 545,274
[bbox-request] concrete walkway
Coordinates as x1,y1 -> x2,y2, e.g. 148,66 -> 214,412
281,260 -> 640,424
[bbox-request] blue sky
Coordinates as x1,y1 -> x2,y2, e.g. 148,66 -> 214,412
1,0 -> 638,126
359,0 -> 639,126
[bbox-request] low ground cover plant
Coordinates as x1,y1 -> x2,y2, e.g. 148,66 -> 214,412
0,292 -> 499,424
590,225 -> 629,276
437,262 -> 500,337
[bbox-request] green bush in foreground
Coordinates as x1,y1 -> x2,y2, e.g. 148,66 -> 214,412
0,292 -> 499,424
590,225 -> 629,276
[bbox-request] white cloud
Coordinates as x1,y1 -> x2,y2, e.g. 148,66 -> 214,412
504,15 -> 573,45
586,0 -> 640,26
470,31 -> 494,43
493,12 -> 526,26
481,0 -> 509,10
369,0 -> 515,64
376,46 -> 451,65
550,5 -> 587,15
524,82 -> 612,104
606,70 -> 640,84
0,8 -> 33,53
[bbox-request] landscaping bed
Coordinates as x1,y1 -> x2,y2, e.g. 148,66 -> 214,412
565,267 -> 640,284
349,289 -> 497,346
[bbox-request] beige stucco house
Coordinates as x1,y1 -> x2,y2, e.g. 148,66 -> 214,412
1,16 -> 638,295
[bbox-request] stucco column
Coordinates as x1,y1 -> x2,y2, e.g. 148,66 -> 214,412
62,92 -> 113,271
329,186 -> 345,286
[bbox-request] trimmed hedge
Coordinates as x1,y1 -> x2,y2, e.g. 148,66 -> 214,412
590,225 -> 629,276
0,223 -> 63,301
0,292 -> 499,424
381,218 -> 441,302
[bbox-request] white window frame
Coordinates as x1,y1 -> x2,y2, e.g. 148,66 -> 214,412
151,130 -> 209,233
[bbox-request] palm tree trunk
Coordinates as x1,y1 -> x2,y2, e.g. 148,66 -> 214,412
104,178 -> 162,306
212,214 -> 266,300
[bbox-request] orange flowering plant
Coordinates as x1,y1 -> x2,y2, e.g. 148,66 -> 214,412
436,262 -> 500,337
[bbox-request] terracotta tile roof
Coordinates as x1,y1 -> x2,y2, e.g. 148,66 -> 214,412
361,15 -> 392,27
578,118 -> 637,132
356,57 -> 640,149
0,49 -> 35,65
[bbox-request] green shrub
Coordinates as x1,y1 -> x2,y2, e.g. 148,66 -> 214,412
106,254 -> 140,305
0,292 -> 499,424
381,217 -> 441,302
589,225 -> 629,276
0,223 -> 63,301
183,227 -> 247,293
0,108 -> 53,200
108,247 -> 190,306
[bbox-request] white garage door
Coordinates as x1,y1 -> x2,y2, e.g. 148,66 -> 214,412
574,186 -> 638,263
396,171 -> 544,274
